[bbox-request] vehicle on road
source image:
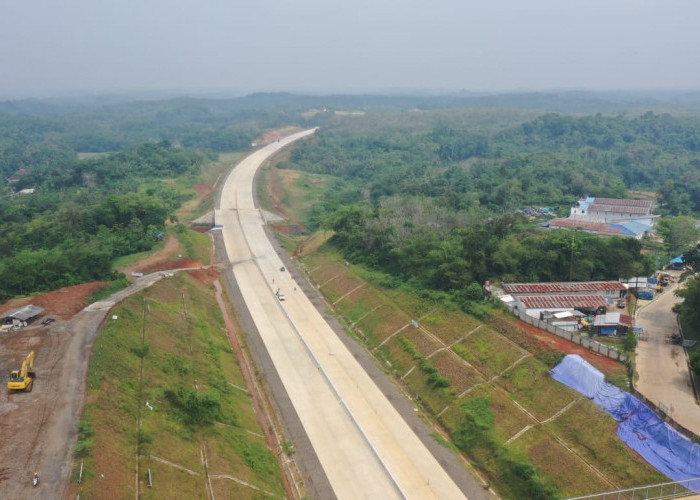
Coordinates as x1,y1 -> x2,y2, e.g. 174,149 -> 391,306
666,333 -> 683,345
276,292 -> 286,301
8,351 -> 36,392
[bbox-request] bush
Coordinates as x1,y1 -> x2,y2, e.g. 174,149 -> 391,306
463,282 -> 485,301
135,429 -> 153,454
461,300 -> 492,321
452,397 -> 558,499
163,386 -> 222,426
130,344 -> 150,358
690,351 -> 700,377
73,420 -> 95,458
500,456 -> 557,500
534,348 -> 564,368
397,336 -> 422,361
622,330 -> 637,352
453,397 -> 495,454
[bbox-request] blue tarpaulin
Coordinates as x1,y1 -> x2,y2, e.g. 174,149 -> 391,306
551,355 -> 700,485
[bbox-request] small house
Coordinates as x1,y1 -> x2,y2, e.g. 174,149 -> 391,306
593,312 -> 634,336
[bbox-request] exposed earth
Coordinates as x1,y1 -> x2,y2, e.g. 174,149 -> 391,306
0,282 -> 112,499
254,126 -> 303,147
0,153 -> 641,498
0,249 -> 633,500
506,318 -> 626,376
0,239 -> 210,499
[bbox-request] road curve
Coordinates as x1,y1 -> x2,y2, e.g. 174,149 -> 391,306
217,129 -> 468,499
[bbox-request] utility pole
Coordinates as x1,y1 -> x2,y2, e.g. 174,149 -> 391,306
569,230 -> 576,281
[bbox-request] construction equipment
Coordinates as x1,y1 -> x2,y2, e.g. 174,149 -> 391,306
8,351 -> 36,392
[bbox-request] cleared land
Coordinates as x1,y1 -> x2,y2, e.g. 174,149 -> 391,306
0,151 -> 293,499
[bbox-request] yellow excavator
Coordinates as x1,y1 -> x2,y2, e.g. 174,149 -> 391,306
8,351 -> 36,392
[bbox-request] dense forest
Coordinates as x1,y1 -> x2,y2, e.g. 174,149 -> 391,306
287,111 -> 700,215
0,142 -> 207,298
1,91 -> 700,301
273,108 -> 700,309
0,94 -> 304,298
1,92 -> 698,499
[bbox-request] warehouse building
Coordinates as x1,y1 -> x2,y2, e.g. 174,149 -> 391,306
1,304 -> 45,329
513,294 -> 609,319
503,281 -> 626,298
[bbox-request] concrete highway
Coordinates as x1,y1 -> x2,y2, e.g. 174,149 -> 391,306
635,276 -> 700,435
216,129 -> 470,499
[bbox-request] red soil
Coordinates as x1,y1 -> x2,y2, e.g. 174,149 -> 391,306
142,258 -> 203,273
187,267 -> 220,286
505,318 -> 625,375
192,183 -> 211,197
0,282 -> 108,320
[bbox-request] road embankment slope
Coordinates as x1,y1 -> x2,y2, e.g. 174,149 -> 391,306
217,129 -> 474,499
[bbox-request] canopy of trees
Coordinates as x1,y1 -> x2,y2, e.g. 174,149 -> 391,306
1,91 -> 699,300
324,203 -> 652,294
287,111 -> 700,215
0,140 -> 208,299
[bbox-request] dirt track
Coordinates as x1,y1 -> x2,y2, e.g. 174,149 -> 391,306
0,309 -> 111,498
0,276 -> 165,499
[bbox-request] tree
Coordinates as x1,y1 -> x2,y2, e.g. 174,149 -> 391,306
676,277 -> 700,340
463,282 -> 484,301
658,216 -> 700,255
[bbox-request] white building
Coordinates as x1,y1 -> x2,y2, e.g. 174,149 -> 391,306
569,197 -> 655,226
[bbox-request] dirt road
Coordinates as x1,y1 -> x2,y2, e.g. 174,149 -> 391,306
635,276 -> 700,435
0,274 -> 164,500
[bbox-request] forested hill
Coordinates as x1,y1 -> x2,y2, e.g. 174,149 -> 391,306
287,110 -> 700,215
276,106 -> 700,306
1,91 -> 699,301
4,89 -> 700,117
0,142 -> 207,299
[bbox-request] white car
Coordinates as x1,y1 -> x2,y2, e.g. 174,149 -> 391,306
277,292 -> 286,301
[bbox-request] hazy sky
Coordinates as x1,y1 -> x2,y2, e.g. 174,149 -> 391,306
2,0 -> 699,98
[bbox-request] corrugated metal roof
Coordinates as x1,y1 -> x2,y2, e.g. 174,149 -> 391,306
589,203 -> 650,215
621,277 -> 652,287
619,314 -> 634,327
503,281 -> 626,294
547,218 -> 627,234
553,311 -> 574,319
621,221 -> 653,234
591,198 -> 653,208
517,294 -> 609,310
593,312 -> 634,327
609,224 -> 637,236
1,304 -> 44,321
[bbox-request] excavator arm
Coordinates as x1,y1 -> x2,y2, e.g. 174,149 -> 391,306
7,351 -> 35,392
